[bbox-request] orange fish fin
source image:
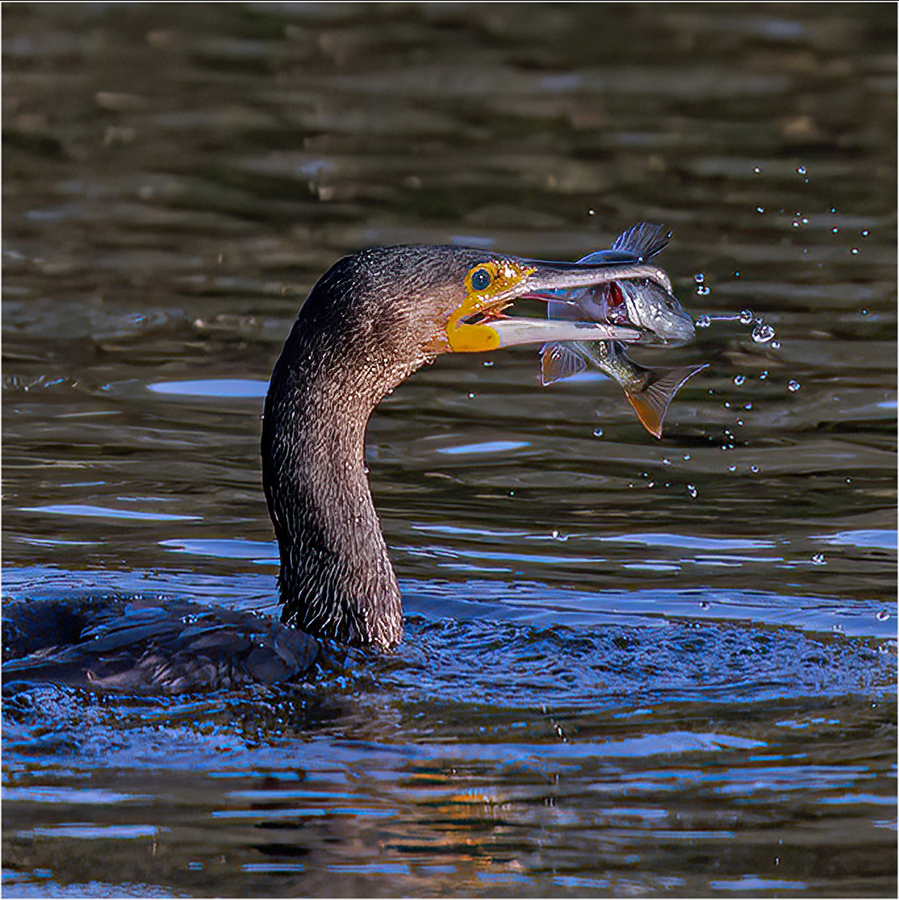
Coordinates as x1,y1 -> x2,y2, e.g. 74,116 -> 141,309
625,363 -> 709,438
540,342 -> 588,386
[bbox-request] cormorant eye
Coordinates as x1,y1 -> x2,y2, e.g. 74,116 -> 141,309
470,267 -> 492,291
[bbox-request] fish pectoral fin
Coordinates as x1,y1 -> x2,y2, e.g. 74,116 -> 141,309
540,342 -> 589,385
611,222 -> 671,261
625,362 -> 709,439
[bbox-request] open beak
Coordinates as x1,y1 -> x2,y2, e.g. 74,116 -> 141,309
446,254 -> 670,353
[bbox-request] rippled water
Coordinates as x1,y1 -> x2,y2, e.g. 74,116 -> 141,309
3,4 -> 896,897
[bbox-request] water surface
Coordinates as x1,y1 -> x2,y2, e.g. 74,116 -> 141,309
3,3 -> 896,897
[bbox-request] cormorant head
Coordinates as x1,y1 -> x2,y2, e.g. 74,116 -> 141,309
291,244 -> 669,389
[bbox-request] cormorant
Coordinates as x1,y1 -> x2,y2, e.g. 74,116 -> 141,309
4,242 -> 668,692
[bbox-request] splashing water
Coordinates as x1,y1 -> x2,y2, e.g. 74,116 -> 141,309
752,322 -> 776,342
693,309 -> 777,344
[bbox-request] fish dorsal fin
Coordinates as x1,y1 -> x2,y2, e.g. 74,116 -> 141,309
540,342 -> 589,385
612,222 -> 671,261
625,362 -> 708,438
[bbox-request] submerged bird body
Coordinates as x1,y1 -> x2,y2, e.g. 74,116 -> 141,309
3,597 -> 317,692
5,240 -> 679,692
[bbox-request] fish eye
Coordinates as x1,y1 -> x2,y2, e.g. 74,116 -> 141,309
470,267 -> 493,291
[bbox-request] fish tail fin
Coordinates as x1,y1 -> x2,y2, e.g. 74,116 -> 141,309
625,362 -> 708,438
540,342 -> 588,385
612,222 -> 671,261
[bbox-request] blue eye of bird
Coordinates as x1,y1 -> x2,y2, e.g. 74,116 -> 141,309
471,268 -> 492,291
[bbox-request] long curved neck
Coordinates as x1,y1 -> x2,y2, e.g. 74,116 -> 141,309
261,322 -> 404,650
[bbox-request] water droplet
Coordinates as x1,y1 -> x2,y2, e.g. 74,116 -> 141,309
811,553 -> 826,565
770,340 -> 781,350
801,217 -> 808,225
861,309 -> 868,315
736,419 -> 744,426
797,166 -> 807,175
733,374 -> 746,386
751,322 -> 776,343
788,380 -> 801,392
861,229 -> 869,236
662,457 -> 671,465
587,208 -> 596,216
482,360 -> 494,367
739,309 -> 754,325
647,481 -> 655,488
686,484 -> 698,499
744,402 -> 753,410
592,427 -> 604,437
724,401 -> 731,409
759,370 -> 768,380
734,270 -> 741,278
696,314 -> 711,328
728,465 -> 737,472
467,392 -> 476,399
750,465 -> 760,473
753,166 -> 761,174
831,227 -> 839,234
694,273 -> 705,283
699,600 -> 710,609
850,247 -> 859,255
830,207 -> 836,213
756,206 -> 765,214
683,454 -> 691,461
696,285 -> 710,296
551,529 -> 568,542
876,610 -> 890,622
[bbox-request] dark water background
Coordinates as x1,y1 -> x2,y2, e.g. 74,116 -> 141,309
2,3 -> 896,897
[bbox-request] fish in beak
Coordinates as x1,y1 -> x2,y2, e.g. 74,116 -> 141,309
539,223 -> 706,438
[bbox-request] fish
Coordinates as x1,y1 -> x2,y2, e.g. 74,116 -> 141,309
540,223 -> 707,438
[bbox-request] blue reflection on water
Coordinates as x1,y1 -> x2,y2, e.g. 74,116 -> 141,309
147,379 -> 267,398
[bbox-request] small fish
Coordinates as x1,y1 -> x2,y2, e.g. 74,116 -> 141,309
541,336 -> 707,439
541,223 -> 707,438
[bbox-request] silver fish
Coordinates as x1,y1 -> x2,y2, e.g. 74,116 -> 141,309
541,223 -> 707,438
